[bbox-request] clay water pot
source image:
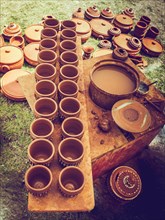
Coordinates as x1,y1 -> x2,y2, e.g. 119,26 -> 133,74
35,79 -> 57,99
145,26 -> 159,39
34,97 -> 58,121
58,166 -> 84,197
35,63 -> 57,81
10,35 -> 25,49
139,15 -> 151,25
60,51 -> 79,66
59,40 -> 77,53
59,97 -> 81,120
98,39 -> 112,49
142,37 -> 163,57
61,117 -> 84,139
72,8 -> 85,19
85,5 -> 100,20
39,38 -> 57,51
60,29 -> 77,42
2,22 -> 22,40
61,20 -> 77,31
44,18 -> 60,31
59,65 -> 79,82
30,118 -> 54,140
41,28 -> 57,40
38,49 -> 57,65
58,80 -> 79,99
25,165 -> 53,196
28,138 -> 55,166
58,137 -> 84,166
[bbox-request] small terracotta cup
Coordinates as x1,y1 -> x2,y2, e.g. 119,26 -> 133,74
58,166 -> 84,197
61,117 -> 84,139
59,40 -> 77,53
30,118 -> 54,140
41,28 -> 57,40
60,64 -> 79,82
44,18 -> 60,31
34,97 -> 58,121
38,49 -> 57,65
145,26 -> 159,39
59,97 -> 81,120
61,20 -> 77,31
35,63 -> 57,81
60,29 -> 77,42
10,35 -> 25,49
35,79 -> 57,99
60,51 -> 79,66
139,15 -> 151,25
39,38 -> 57,51
28,138 -> 55,166
58,137 -> 84,166
25,165 -> 53,196
58,80 -> 79,99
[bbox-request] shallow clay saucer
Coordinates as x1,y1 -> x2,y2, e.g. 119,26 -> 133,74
112,99 -> 152,133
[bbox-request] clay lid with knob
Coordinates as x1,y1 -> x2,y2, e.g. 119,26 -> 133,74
86,5 -> 100,18
72,8 -> 85,19
123,8 -> 135,19
114,14 -> 133,26
72,18 -> 91,34
101,7 -> 114,20
24,42 -> 40,66
142,38 -> 163,56
2,22 -> 21,38
25,24 -> 43,43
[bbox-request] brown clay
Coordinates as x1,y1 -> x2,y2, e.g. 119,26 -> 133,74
0,34 -> 5,47
10,35 -> 25,49
25,24 -> 43,43
60,29 -> 77,42
139,15 -> 151,25
2,22 -> 22,40
142,37 -> 163,57
59,64 -> 79,82
122,8 -> 135,19
35,79 -> 57,99
44,18 -> 60,31
39,38 -> 57,51
38,49 -> 57,65
85,5 -> 100,20
59,40 -> 77,53
145,26 -> 159,39
98,40 -> 112,49
113,14 -> 133,33
35,63 -> 57,81
41,28 -> 57,40
61,20 -> 77,31
92,48 -> 113,57
24,42 -> 40,66
132,21 -> 148,39
58,80 -> 79,99
112,48 -> 128,61
108,27 -> 121,39
100,7 -> 115,21
42,15 -> 55,20
82,45 -> 94,60
72,8 -> 85,19
60,51 -> 79,66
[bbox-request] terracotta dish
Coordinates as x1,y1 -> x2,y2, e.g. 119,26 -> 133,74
24,42 -> 40,66
25,24 -> 43,43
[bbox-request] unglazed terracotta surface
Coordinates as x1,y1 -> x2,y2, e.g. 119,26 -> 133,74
24,42 -> 40,66
25,24 -> 43,43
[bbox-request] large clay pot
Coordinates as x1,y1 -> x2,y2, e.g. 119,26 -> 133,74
60,51 -> 79,66
24,24 -> 43,43
85,5 -> 100,20
100,7 -> 114,21
2,22 -> 22,40
113,14 -> 133,33
44,18 -> 60,31
59,64 -> 79,82
38,49 -> 57,65
39,38 -> 57,51
61,20 -> 77,31
35,63 -> 57,81
35,79 -> 57,99
10,35 -> 25,49
145,26 -> 159,39
41,28 -> 57,40
58,80 -> 79,99
59,40 -> 77,53
60,29 -> 77,42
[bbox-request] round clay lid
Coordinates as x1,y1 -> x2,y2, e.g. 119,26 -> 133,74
0,45 -> 23,64
3,23 -> 21,34
115,14 -> 133,26
101,7 -> 114,18
93,49 -> 113,57
86,6 -> 100,17
24,42 -> 40,64
25,24 -> 43,42
72,18 -> 91,34
142,38 -> 163,54
112,99 -> 152,133
1,69 -> 30,101
0,34 -> 5,47
90,18 -> 114,37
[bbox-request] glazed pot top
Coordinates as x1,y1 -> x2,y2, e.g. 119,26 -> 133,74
0,45 -> 23,64
115,14 -> 133,26
72,18 -> 91,34
24,42 -> 40,62
25,24 -> 43,42
142,38 -> 163,53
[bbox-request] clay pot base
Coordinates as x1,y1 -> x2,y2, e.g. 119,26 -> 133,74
112,99 -> 152,133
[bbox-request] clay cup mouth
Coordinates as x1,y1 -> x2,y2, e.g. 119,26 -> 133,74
60,51 -> 78,66
35,63 -> 56,80
60,40 -> 77,52
58,80 -> 79,98
39,38 -> 57,50
41,28 -> 57,39
59,97 -> 81,116
38,49 -> 57,64
61,20 -> 77,30
35,79 -> 56,98
60,64 -> 79,81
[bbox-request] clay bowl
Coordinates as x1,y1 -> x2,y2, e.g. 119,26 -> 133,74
10,35 -> 25,49
60,51 -> 79,66
39,38 -> 57,51
28,138 -> 55,166
59,40 -> 77,53
59,97 -> 81,120
58,137 -> 84,166
25,165 -> 53,196
60,29 -> 77,42
61,117 -> 84,139
35,63 -> 57,81
59,64 -> 79,82
146,26 -> 159,39
41,28 -> 57,40
38,49 -> 57,65
58,166 -> 84,197
30,118 -> 54,140
35,79 -> 57,99
61,20 -> 77,31
139,15 -> 151,25
44,18 -> 60,31
34,97 -> 58,121
58,80 -> 79,99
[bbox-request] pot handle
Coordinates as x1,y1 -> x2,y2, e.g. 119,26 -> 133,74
1,65 -> 10,73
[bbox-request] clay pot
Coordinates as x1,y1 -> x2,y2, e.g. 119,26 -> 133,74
100,7 -> 114,21
34,97 -> 58,121
82,45 -> 94,60
113,14 -> 133,33
59,40 -> 77,53
58,166 -> 84,197
24,42 -> 40,66
123,8 -> 135,19
0,34 -> 5,47
41,28 -> 57,40
30,118 -> 54,140
98,39 -> 112,49
0,45 -> 24,73
44,18 -> 60,31
85,5 -> 100,20
24,24 -> 43,43
58,80 -> 79,99
128,37 -> 142,49
60,51 -> 79,66
59,65 -> 79,82
60,29 -> 77,42
38,49 -> 57,65
108,27 -> 121,39
141,37 -> 163,57
25,165 -> 53,196
39,38 -> 57,51
145,26 -> 159,39
10,35 -> 25,49
112,48 -> 128,61
42,15 -> 55,20
72,8 -> 85,19
28,138 -> 55,166
61,20 -> 77,31
2,22 -> 22,40
61,117 -> 84,139
35,79 -> 57,99
139,15 -> 151,25
133,21 -> 148,37
35,63 -> 57,81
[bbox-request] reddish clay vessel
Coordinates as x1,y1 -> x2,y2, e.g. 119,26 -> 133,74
142,38 -> 163,57
2,22 -> 22,40
59,64 -> 79,82
35,63 -> 57,81
44,18 -> 60,31
25,24 -> 43,43
145,26 -> 159,39
58,80 -> 79,99
60,29 -> 77,42
72,8 -> 85,19
61,20 -> 77,31
41,28 -> 57,40
35,79 -> 57,99
100,7 -> 114,21
59,40 -> 77,53
24,42 -> 40,66
113,14 -> 133,33
39,38 -> 57,51
60,51 -> 79,66
85,5 -> 100,20
38,49 -> 57,65
10,35 -> 25,49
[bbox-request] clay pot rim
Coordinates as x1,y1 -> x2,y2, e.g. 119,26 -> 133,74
60,64 -> 79,80
61,20 -> 77,29
149,26 -> 159,34
59,97 -> 81,116
10,35 -> 24,45
28,138 -> 55,164
35,63 -> 56,79
60,51 -> 79,65
61,29 -> 77,39
58,137 -> 84,163
35,79 -> 57,97
38,49 -> 57,63
41,28 -> 57,38
60,39 -> 77,52
25,165 -> 53,192
44,18 -> 60,27
39,38 -> 57,50
58,79 -> 79,97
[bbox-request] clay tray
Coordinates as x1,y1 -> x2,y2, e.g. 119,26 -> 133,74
18,36 -> 95,212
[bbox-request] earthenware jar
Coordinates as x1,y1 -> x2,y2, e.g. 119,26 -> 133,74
39,38 -> 57,51
58,166 -> 85,197
133,21 -> 148,39
35,79 -> 57,99
60,51 -> 79,66
24,42 -> 40,66
30,118 -> 54,140
145,26 -> 159,39
41,15 -> 55,25
2,22 -> 22,40
34,97 -> 58,121
59,65 -> 79,82
28,138 -> 55,166
44,18 -> 60,31
139,15 -> 151,25
10,35 -> 25,49
82,45 -> 94,60
100,7 -> 114,21
122,8 -> 135,19
35,63 -> 57,81
113,14 -> 133,33
60,29 -> 77,42
59,40 -> 77,53
108,27 -> 121,40
61,117 -> 84,139
72,8 -> 85,19
24,24 -> 43,43
141,38 -> 163,57
85,5 -> 100,20
98,39 -> 112,49
61,20 -> 77,31
58,80 -> 79,99
112,47 -> 128,61
38,49 -> 57,65
25,165 -> 53,196
128,37 -> 142,49
41,28 -> 57,40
